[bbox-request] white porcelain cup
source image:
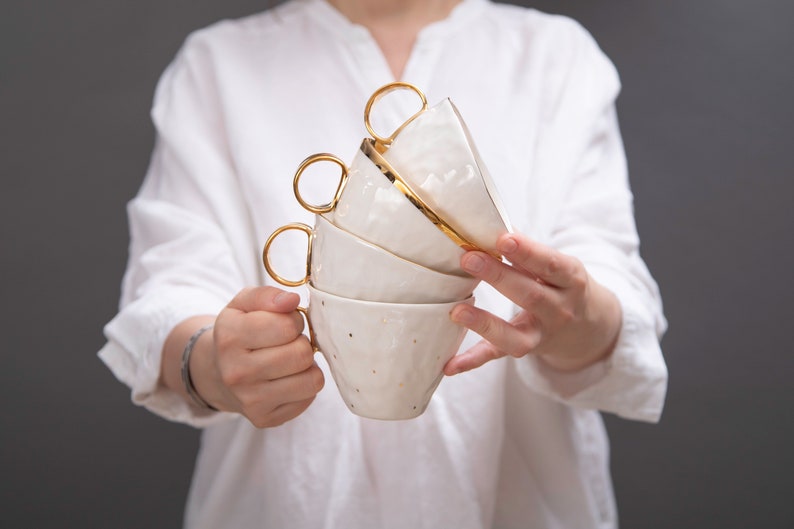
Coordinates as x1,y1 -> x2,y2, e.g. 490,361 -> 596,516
363,82 -> 512,257
292,148 -> 467,275
381,98 -> 512,256
302,285 -> 473,420
263,214 -> 478,303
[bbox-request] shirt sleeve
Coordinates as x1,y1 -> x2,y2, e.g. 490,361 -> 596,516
98,32 -> 253,427
513,20 -> 668,423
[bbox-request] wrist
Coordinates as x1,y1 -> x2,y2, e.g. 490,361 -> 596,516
160,315 -> 219,409
181,324 -> 218,410
538,338 -> 614,372
540,282 -> 622,373
187,326 -> 224,411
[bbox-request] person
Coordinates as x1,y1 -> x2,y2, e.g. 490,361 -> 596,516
99,0 -> 668,527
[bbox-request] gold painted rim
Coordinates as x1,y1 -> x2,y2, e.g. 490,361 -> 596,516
359,138 -> 500,259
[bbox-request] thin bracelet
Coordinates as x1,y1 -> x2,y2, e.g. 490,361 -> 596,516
180,324 -> 218,411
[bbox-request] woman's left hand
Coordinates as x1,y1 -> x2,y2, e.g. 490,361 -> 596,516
444,232 -> 623,375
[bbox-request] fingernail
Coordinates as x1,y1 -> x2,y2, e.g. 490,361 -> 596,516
462,253 -> 485,273
274,291 -> 291,304
452,306 -> 475,325
445,365 -> 460,376
498,236 -> 518,254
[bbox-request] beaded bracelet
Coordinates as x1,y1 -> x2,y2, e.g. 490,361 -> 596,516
180,324 -> 218,411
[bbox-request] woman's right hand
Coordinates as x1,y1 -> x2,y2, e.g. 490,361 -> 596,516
192,286 -> 325,428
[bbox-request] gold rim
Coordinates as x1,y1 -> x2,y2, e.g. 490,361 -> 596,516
364,82 -> 428,149
359,139 -> 501,259
293,154 -> 348,214
263,222 -> 313,287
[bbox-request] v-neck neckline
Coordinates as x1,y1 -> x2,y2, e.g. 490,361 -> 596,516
305,0 -> 487,87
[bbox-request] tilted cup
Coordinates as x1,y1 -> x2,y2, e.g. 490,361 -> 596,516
301,285 -> 473,420
263,214 -> 478,303
292,148 -> 466,275
364,82 -> 512,257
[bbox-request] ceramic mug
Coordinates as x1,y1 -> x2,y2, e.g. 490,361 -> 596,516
263,214 -> 478,303
300,285 -> 473,420
364,82 -> 512,257
292,147 -> 467,275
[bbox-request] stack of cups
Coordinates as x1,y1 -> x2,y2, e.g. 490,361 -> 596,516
263,83 -> 512,420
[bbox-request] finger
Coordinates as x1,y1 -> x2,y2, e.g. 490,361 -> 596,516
228,286 -> 301,314
219,335 -> 315,387
236,362 -> 324,423
251,335 -> 315,381
496,233 -> 586,289
443,339 -> 504,375
250,335 -> 315,380
249,397 -> 317,429
450,304 -> 541,358
460,251 -> 558,317
217,309 -> 305,351
259,362 -> 325,406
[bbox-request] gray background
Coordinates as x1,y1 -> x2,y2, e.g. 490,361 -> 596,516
1,0 -> 792,527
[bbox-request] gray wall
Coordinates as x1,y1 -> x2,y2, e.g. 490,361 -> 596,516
2,1 -> 792,527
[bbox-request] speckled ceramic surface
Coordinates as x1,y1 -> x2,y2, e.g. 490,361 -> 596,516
329,148 -> 466,276
307,285 -> 473,420
381,99 -> 512,256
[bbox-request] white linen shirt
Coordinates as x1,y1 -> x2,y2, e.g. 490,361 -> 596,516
99,1 -> 668,528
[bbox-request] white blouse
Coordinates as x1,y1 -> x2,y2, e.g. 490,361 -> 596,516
99,1 -> 668,527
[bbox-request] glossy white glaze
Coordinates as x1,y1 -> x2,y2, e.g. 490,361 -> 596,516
382,99 -> 512,255
330,148 -> 467,275
308,215 -> 478,302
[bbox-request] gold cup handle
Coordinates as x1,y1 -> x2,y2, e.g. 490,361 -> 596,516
262,222 -> 313,287
296,306 -> 318,352
364,82 -> 428,149
293,154 -> 348,214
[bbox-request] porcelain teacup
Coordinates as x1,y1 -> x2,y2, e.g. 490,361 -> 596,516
301,285 -> 473,420
263,214 -> 478,303
364,82 -> 512,256
292,148 -> 467,276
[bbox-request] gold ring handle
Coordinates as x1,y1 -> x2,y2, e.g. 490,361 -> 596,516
296,307 -> 318,352
262,222 -> 313,287
293,154 -> 349,214
364,82 -> 428,150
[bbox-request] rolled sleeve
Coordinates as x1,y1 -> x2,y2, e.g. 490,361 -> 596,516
514,21 -> 668,422
99,285 -> 233,427
98,32 -> 255,427
514,282 -> 667,423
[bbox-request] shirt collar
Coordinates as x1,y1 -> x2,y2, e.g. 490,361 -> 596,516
303,0 -> 489,43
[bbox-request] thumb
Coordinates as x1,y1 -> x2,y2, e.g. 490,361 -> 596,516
443,339 -> 506,376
